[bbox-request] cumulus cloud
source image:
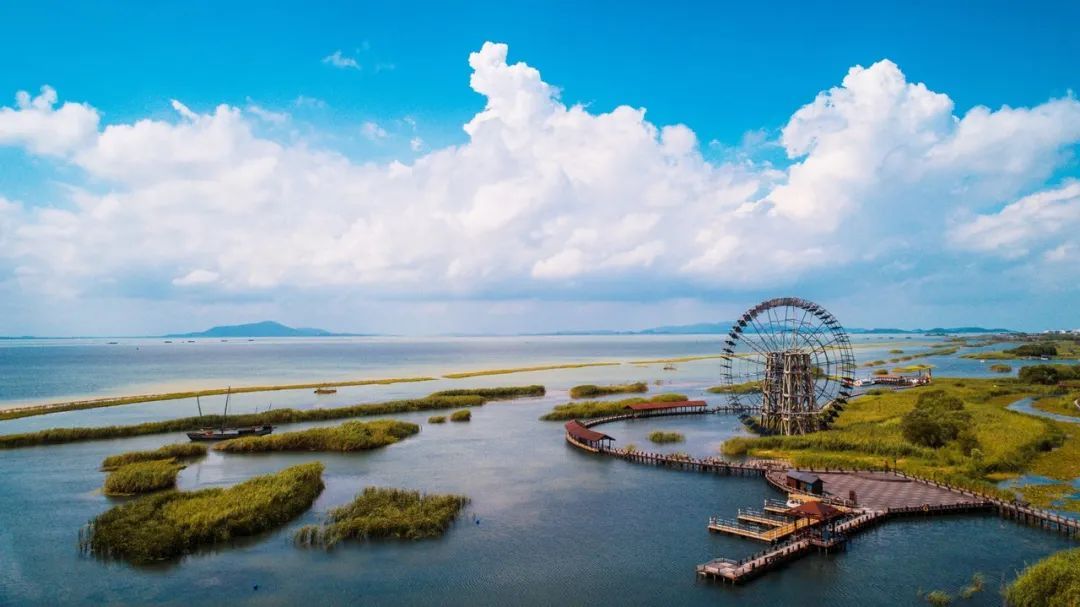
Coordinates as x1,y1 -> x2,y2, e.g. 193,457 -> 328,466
361,120 -> 388,140
0,42 -> 1078,310
950,180 -> 1080,259
322,50 -> 360,70
0,85 -> 99,156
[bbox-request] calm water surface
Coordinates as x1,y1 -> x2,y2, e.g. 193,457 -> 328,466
0,336 -> 1072,606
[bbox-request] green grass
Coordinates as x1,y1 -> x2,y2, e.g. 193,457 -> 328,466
442,363 -> 618,379
540,393 -> 688,421
295,487 -> 469,548
428,416 -> 446,424
449,410 -> 471,422
427,385 -> 545,399
213,420 -> 419,453
1017,483 -> 1080,513
990,364 -> 1013,374
1031,393 -> 1080,419
101,443 -> 207,470
104,460 -> 184,495
81,462 -> 324,564
1005,548 -> 1080,607
707,381 -> 761,394
648,431 -> 685,444
0,377 -> 435,421
0,388 -> 539,449
629,355 -> 728,364
721,379 -> 1065,497
569,382 -> 647,399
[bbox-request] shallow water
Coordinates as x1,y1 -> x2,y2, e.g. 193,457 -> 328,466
0,336 -> 1074,606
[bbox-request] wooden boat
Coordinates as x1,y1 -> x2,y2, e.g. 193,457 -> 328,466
314,388 -> 337,394
187,425 -> 273,441
187,389 -> 273,442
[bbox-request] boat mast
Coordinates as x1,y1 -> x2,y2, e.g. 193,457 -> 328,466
196,395 -> 203,417
222,387 -> 231,431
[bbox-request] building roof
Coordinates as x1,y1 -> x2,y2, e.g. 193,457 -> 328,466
564,420 -> 615,443
786,470 -> 822,485
786,500 -> 844,520
624,400 -> 707,411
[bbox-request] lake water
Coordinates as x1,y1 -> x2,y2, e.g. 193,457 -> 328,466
0,335 -> 1073,606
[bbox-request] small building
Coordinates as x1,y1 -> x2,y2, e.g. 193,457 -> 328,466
564,420 -> 615,452
786,500 -> 844,522
623,400 -> 707,416
785,470 -> 824,495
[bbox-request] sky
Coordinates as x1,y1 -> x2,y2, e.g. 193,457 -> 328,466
0,1 -> 1078,335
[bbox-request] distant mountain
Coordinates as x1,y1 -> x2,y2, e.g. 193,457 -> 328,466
165,321 -> 351,338
637,322 -> 734,335
596,323 -> 1014,336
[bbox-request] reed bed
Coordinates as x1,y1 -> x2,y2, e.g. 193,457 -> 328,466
442,363 -> 618,379
0,391 -> 516,449
0,377 -> 435,421
629,355 -> 728,364
214,420 -> 419,453
428,416 -> 446,424
428,385 -> 545,399
101,443 -> 207,470
103,460 -> 183,495
707,381 -> 761,394
989,363 -> 1013,373
648,431 -> 684,444
1005,548 -> 1080,607
449,410 -> 471,422
81,462 -> 324,564
540,393 -> 688,421
569,382 -> 647,399
294,487 -> 469,548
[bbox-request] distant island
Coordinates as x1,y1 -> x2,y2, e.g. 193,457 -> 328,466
535,323 -> 1013,336
164,321 -> 356,338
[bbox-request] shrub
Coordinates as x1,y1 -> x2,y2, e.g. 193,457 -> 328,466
648,431 -> 685,444
569,383 -> 647,399
428,416 -> 446,424
81,463 -> 324,564
294,487 -> 468,547
214,420 -> 418,453
450,410 -> 471,422
1019,364 -> 1080,385
101,443 -> 207,470
900,391 -> 970,448
924,590 -> 951,606
989,364 -> 1013,374
1006,343 -> 1058,357
104,460 -> 183,495
1005,548 -> 1080,607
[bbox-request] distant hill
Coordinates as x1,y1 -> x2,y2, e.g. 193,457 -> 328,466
542,323 -> 1014,336
165,321 -> 351,338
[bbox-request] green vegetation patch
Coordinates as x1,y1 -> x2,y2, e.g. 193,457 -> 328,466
294,487 -> 469,548
428,416 -> 446,424
1020,364 -> 1080,385
449,410 -> 471,422
540,393 -> 688,421
648,431 -> 685,444
1017,483 -> 1080,513
707,381 -> 761,394
101,443 -> 207,470
81,462 -> 324,564
104,460 -> 184,496
569,382 -> 647,399
1005,548 -> 1080,607
0,390 -> 519,449
989,363 -> 1013,374
427,385 -> 545,399
442,363 -> 618,379
214,420 -> 418,453
721,379 -> 1065,497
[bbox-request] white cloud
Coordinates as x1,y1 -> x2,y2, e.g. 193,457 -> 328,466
0,85 -> 99,156
246,102 -> 290,125
0,42 -> 1078,309
950,180 -> 1080,259
361,121 -> 388,140
294,95 -> 327,109
409,136 -> 424,151
322,50 -> 360,70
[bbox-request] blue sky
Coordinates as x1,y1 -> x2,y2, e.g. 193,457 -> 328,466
0,1 -> 1078,335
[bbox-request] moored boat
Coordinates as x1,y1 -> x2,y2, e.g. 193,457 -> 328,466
314,387 -> 337,394
187,425 -> 273,441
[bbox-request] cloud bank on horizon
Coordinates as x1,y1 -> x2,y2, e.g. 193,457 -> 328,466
0,42 -> 1078,332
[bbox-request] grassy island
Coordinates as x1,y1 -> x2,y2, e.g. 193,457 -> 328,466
0,376 -> 435,422
101,443 -> 207,470
1,386 -> 541,449
990,363 -> 1013,374
540,393 -> 688,421
428,415 -> 446,424
442,363 -> 617,379
449,410 -> 471,422
81,462 -> 324,564
707,381 -> 761,394
295,487 -> 469,548
104,460 -> 184,496
214,420 -> 419,453
722,378 -> 1072,500
569,382 -> 648,399
428,385 -> 545,399
648,431 -> 685,444
1005,548 -> 1080,607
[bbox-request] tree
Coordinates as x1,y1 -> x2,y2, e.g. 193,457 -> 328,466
901,391 -> 970,448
